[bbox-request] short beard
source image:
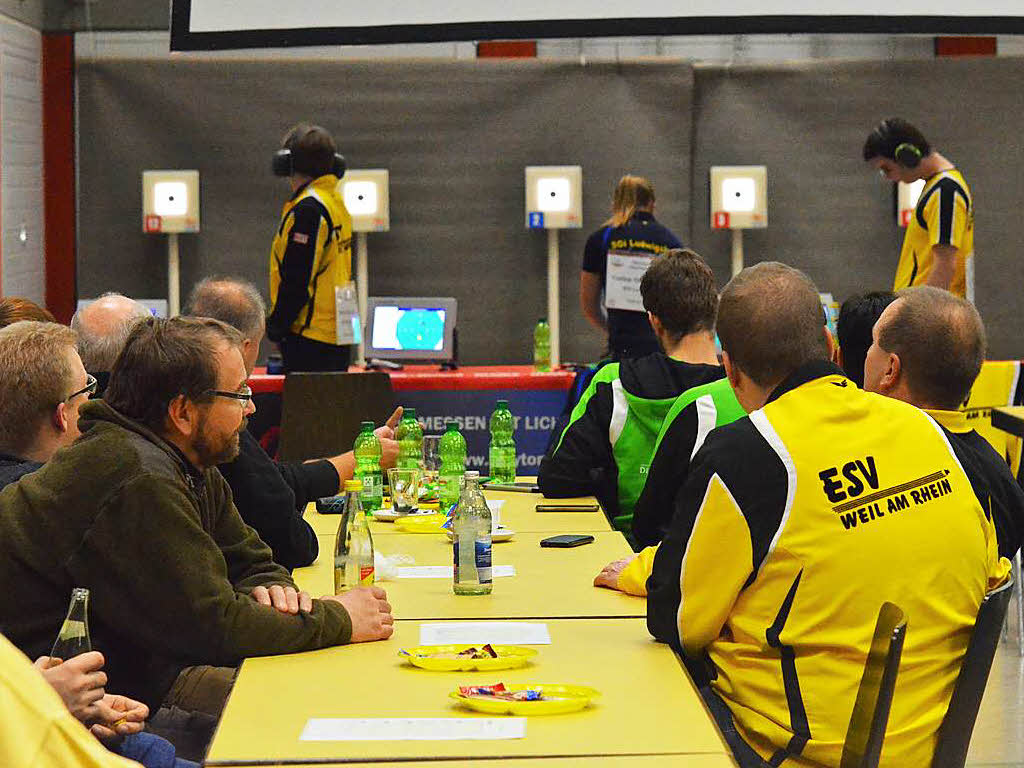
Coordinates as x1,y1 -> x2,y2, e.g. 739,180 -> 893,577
193,415 -> 245,468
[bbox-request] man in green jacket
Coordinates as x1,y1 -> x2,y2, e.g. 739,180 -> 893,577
0,316 -> 393,719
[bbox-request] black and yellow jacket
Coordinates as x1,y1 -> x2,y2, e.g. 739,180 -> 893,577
648,361 -> 1008,767
268,174 -> 353,345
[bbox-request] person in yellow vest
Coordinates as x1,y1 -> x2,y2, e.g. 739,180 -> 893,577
646,262 -> 1006,768
863,118 -> 974,299
267,123 -> 354,372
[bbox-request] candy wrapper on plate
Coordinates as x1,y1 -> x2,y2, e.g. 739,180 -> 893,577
458,683 -> 544,701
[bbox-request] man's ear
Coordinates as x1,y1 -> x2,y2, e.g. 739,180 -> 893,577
823,326 -> 837,364
648,313 -> 664,338
881,352 -> 902,392
165,394 -> 199,438
52,403 -> 70,435
723,351 -> 741,390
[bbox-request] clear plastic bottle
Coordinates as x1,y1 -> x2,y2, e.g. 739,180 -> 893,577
452,471 -> 492,595
488,399 -> 517,483
438,421 -> 467,510
353,421 -> 383,513
534,318 -> 551,371
51,588 -> 91,660
396,408 -> 424,470
334,480 -> 375,592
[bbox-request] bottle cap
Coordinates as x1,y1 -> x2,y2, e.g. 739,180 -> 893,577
404,408 -> 417,418
496,399 -> 509,408
445,421 -> 459,430
344,479 -> 363,492
538,318 -> 547,323
360,420 -> 375,430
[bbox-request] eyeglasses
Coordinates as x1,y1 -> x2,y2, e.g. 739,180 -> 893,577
204,385 -> 253,405
65,374 -> 98,402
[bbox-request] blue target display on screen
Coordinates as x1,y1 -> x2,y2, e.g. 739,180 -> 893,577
366,297 -> 457,362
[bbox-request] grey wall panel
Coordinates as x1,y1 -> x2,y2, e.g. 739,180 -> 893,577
690,56 -> 1024,358
76,59 -> 694,364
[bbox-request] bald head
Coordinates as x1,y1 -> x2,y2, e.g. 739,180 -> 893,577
867,286 -> 985,410
71,294 -> 151,373
185,277 -> 266,342
717,262 -> 830,388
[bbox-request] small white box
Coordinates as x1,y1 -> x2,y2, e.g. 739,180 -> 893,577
340,169 -> 390,233
710,166 -> 767,229
525,166 -> 582,229
142,170 -> 200,234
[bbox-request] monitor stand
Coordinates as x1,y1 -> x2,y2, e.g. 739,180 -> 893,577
365,357 -> 404,371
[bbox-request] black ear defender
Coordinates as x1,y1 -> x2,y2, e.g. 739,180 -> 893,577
893,142 -> 922,169
272,149 -> 346,178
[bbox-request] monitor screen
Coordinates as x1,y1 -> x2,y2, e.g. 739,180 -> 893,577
365,297 -> 457,362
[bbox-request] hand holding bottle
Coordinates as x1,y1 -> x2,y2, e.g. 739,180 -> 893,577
34,651 -> 107,722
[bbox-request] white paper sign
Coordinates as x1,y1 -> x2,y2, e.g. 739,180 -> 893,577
300,717 -> 526,741
334,282 -> 361,345
397,565 -> 515,579
605,251 -> 657,311
420,622 -> 552,645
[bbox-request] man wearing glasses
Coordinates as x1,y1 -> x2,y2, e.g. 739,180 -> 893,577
0,315 -> 393,758
0,321 -> 95,486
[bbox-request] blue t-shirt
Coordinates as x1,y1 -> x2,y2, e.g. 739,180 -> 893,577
582,211 -> 683,358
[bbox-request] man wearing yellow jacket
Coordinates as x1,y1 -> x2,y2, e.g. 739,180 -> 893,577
644,263 -> 1007,768
863,285 -> 1024,559
268,123 -> 354,372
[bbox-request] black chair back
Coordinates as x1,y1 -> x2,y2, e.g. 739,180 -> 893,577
841,602 -> 908,768
278,372 -> 395,461
930,577 -> 1014,768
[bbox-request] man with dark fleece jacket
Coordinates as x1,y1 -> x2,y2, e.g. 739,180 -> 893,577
0,316 -> 393,716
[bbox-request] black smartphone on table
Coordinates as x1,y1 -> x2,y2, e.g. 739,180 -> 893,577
483,481 -> 540,493
540,534 -> 595,548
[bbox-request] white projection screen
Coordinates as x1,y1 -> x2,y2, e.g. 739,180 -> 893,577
171,1 -> 1024,50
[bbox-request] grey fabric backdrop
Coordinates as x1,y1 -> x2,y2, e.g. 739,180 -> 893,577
77,56 -> 1023,362
77,59 -> 694,365
689,56 -> 1024,359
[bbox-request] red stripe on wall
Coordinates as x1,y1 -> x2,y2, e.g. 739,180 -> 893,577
42,33 -> 76,323
477,40 -> 537,58
934,37 -> 997,57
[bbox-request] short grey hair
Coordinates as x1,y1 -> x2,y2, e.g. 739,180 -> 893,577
184,276 -> 266,340
71,293 -> 151,373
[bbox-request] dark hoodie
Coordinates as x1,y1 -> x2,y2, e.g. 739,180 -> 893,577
0,400 -> 351,709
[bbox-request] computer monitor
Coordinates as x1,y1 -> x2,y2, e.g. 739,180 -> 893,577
365,297 -> 457,363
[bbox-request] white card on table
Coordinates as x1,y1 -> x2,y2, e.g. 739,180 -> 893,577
420,621 -> 551,645
396,565 -> 515,579
300,717 -> 526,741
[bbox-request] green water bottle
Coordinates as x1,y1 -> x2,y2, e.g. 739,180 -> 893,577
534,318 -> 551,371
353,421 -> 383,513
396,408 -> 423,470
438,421 -> 467,509
488,400 -> 517,483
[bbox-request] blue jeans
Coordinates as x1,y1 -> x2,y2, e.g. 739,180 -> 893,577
116,732 -> 199,768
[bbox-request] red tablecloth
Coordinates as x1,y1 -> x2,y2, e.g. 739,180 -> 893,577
249,365 -> 575,394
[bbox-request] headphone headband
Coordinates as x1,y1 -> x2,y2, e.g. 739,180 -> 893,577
272,148 -> 346,179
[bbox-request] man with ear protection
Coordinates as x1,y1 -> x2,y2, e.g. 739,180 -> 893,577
863,117 -> 974,299
268,123 -> 354,372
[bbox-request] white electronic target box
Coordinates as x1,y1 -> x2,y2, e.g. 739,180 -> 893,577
340,169 -> 390,233
142,170 -> 200,234
710,165 -> 767,230
525,166 -> 582,229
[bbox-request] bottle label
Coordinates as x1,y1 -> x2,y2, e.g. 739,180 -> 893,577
359,565 -> 375,585
476,539 -> 492,584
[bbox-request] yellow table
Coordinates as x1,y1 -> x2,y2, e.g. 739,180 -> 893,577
275,757 -> 737,767
205,619 -> 728,765
305,492 -> 612,539
295,531 -> 643,621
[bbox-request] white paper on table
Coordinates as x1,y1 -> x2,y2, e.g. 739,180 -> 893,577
420,621 -> 551,645
396,565 -> 515,579
300,717 -> 526,741
487,499 -> 504,524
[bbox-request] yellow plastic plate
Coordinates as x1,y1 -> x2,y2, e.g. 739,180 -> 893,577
393,514 -> 448,533
450,684 -> 600,715
400,645 -> 538,671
